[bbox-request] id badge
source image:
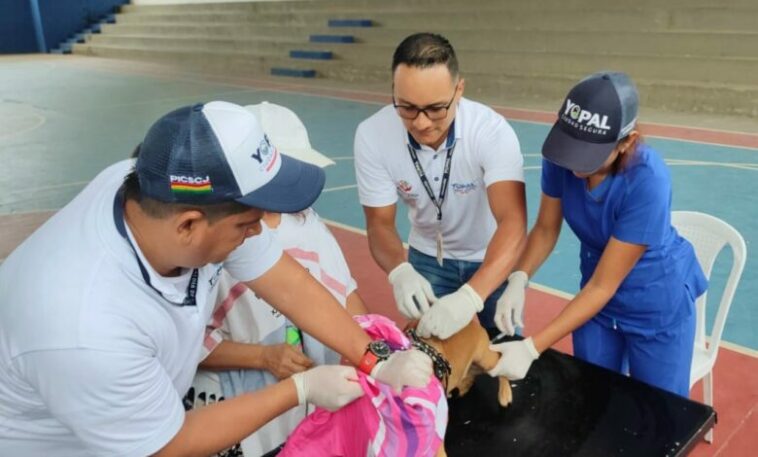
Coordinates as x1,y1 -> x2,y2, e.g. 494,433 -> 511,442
436,231 -> 444,267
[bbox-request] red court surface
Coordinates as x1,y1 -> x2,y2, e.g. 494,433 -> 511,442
328,223 -> 757,457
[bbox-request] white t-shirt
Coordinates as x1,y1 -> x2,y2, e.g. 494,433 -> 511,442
203,208 -> 357,357
0,160 -> 282,457
201,208 -> 357,456
354,97 -> 523,261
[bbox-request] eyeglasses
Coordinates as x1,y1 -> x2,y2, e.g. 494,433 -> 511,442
393,86 -> 458,121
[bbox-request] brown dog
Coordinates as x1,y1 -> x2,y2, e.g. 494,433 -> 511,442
408,318 -> 512,457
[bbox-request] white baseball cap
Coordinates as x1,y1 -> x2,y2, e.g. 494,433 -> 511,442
244,102 -> 335,168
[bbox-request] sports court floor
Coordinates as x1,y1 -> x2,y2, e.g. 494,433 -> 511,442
1,54 -> 756,455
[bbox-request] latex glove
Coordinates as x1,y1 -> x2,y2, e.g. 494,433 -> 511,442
371,348 -> 433,393
487,337 -> 540,380
291,365 -> 363,411
494,271 -> 529,336
388,262 -> 437,319
416,283 -> 483,339
264,343 -> 314,380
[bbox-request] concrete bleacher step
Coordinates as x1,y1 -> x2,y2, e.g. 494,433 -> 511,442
82,34 -> 758,86
73,40 -> 758,117
113,8 -> 758,33
119,0 -> 758,15
74,0 -> 758,118
94,25 -> 758,60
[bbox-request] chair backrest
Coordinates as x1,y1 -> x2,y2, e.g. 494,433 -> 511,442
670,211 -> 746,361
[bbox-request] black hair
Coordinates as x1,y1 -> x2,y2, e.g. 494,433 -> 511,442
122,170 -> 250,223
392,33 -> 459,77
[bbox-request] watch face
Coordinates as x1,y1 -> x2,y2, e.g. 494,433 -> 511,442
368,340 -> 392,359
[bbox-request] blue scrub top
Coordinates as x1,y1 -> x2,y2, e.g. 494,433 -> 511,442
541,145 -> 707,333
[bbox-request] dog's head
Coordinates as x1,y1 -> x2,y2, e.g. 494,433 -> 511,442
404,319 -> 512,407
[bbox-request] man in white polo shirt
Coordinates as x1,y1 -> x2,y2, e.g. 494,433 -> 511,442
355,33 -> 527,339
0,101 -> 431,456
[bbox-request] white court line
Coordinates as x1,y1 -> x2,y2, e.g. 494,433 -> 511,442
322,184 -> 358,193
329,156 -> 354,161
666,159 -> 758,171
0,112 -> 46,140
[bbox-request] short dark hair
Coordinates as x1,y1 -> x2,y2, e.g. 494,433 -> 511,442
392,33 -> 459,77
122,170 -> 250,223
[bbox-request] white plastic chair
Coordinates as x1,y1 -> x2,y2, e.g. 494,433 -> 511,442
671,211 -> 747,443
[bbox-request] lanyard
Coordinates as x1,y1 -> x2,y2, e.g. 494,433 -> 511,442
113,188 -> 199,307
406,123 -> 457,222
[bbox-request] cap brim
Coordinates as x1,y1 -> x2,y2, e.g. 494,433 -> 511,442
282,147 -> 335,168
236,154 -> 325,212
542,122 -> 616,174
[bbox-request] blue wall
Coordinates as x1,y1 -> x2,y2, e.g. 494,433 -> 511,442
0,1 -> 39,53
0,0 -> 127,54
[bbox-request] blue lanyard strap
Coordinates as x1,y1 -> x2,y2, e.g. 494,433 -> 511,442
113,188 -> 198,307
406,123 -> 457,222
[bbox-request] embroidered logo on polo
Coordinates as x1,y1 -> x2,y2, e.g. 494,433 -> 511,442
452,182 -> 476,195
251,134 -> 278,172
396,180 -> 419,200
170,175 -> 213,194
561,98 -> 612,136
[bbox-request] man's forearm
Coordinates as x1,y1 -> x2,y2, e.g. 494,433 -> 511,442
468,223 -> 526,299
248,255 -> 371,366
366,223 -> 407,274
199,341 -> 267,371
154,379 -> 298,457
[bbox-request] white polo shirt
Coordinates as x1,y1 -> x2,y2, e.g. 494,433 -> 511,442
354,97 -> 523,261
0,160 -> 282,457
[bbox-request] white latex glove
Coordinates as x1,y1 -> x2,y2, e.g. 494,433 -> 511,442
388,262 -> 437,319
487,337 -> 540,380
416,283 -> 483,339
291,365 -> 363,411
494,271 -> 529,336
371,348 -> 433,393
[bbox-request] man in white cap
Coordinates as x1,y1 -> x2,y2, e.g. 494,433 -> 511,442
0,101 -> 431,456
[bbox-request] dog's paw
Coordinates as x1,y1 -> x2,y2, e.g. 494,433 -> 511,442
497,377 -> 513,407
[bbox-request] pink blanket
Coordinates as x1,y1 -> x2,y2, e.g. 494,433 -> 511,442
279,314 -> 447,456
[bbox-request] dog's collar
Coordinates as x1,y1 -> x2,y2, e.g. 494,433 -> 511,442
405,328 -> 452,389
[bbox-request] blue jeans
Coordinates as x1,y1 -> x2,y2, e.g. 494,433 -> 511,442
408,247 -> 506,331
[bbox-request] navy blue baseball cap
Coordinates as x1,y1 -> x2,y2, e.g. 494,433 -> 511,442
542,72 -> 639,173
136,101 -> 325,212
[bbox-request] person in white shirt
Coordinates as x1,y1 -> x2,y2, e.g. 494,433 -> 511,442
0,101 -> 431,457
354,33 -> 527,340
191,102 -> 369,456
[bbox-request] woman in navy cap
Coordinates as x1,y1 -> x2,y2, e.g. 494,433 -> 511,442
487,71 -> 707,396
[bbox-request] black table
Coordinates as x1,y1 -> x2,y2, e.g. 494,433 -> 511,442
445,337 -> 715,457
263,338 -> 714,457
